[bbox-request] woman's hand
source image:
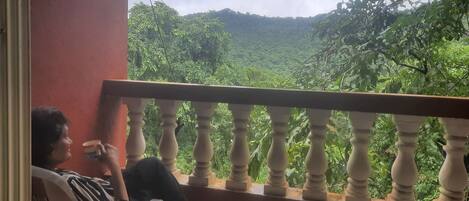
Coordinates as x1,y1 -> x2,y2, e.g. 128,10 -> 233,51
97,143 -> 120,168
98,143 -> 129,201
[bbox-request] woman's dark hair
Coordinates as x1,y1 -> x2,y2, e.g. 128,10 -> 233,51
31,106 -> 69,167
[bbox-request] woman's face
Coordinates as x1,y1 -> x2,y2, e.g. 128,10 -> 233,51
49,125 -> 73,165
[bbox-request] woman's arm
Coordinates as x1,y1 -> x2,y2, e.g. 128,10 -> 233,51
99,144 -> 129,201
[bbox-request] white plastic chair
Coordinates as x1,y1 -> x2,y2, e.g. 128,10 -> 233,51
32,166 -> 77,201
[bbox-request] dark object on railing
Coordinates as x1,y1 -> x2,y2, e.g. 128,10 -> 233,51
103,80 -> 469,119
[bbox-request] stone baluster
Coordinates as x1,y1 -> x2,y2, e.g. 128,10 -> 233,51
123,98 -> 148,168
345,112 -> 376,201
264,106 -> 290,196
189,102 -> 217,186
387,115 -> 425,201
226,104 -> 253,191
303,109 -> 332,201
156,99 -> 181,174
437,118 -> 469,201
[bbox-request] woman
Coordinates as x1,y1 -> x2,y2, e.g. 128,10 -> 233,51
32,106 -> 186,201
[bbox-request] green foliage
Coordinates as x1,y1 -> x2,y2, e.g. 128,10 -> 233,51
128,1 -> 468,200
177,16 -> 230,75
247,106 -> 272,182
299,0 -> 469,94
128,2 -> 230,82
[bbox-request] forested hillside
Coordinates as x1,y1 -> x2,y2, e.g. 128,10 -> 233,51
187,9 -> 322,72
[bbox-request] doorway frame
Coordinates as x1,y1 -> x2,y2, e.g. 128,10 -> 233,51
0,0 -> 31,200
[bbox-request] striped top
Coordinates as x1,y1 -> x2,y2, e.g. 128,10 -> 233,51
55,169 -> 114,201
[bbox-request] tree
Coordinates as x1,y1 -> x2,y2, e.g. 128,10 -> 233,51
298,0 -> 468,94
177,16 -> 230,75
128,2 -> 230,83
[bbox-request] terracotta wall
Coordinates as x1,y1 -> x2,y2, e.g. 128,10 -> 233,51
31,0 -> 128,176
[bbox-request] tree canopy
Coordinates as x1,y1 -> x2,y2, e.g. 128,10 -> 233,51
128,2 -> 230,82
297,0 -> 469,95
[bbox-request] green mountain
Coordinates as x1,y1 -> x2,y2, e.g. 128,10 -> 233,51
186,9 -> 323,72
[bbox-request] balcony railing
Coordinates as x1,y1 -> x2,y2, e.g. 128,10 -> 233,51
102,79 -> 469,201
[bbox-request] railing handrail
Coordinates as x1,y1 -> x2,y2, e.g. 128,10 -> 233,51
102,79 -> 469,119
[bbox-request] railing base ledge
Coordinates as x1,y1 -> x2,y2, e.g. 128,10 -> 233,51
175,174 -> 385,201
226,177 -> 252,191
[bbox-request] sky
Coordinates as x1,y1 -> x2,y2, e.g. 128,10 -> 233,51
128,0 -> 342,17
